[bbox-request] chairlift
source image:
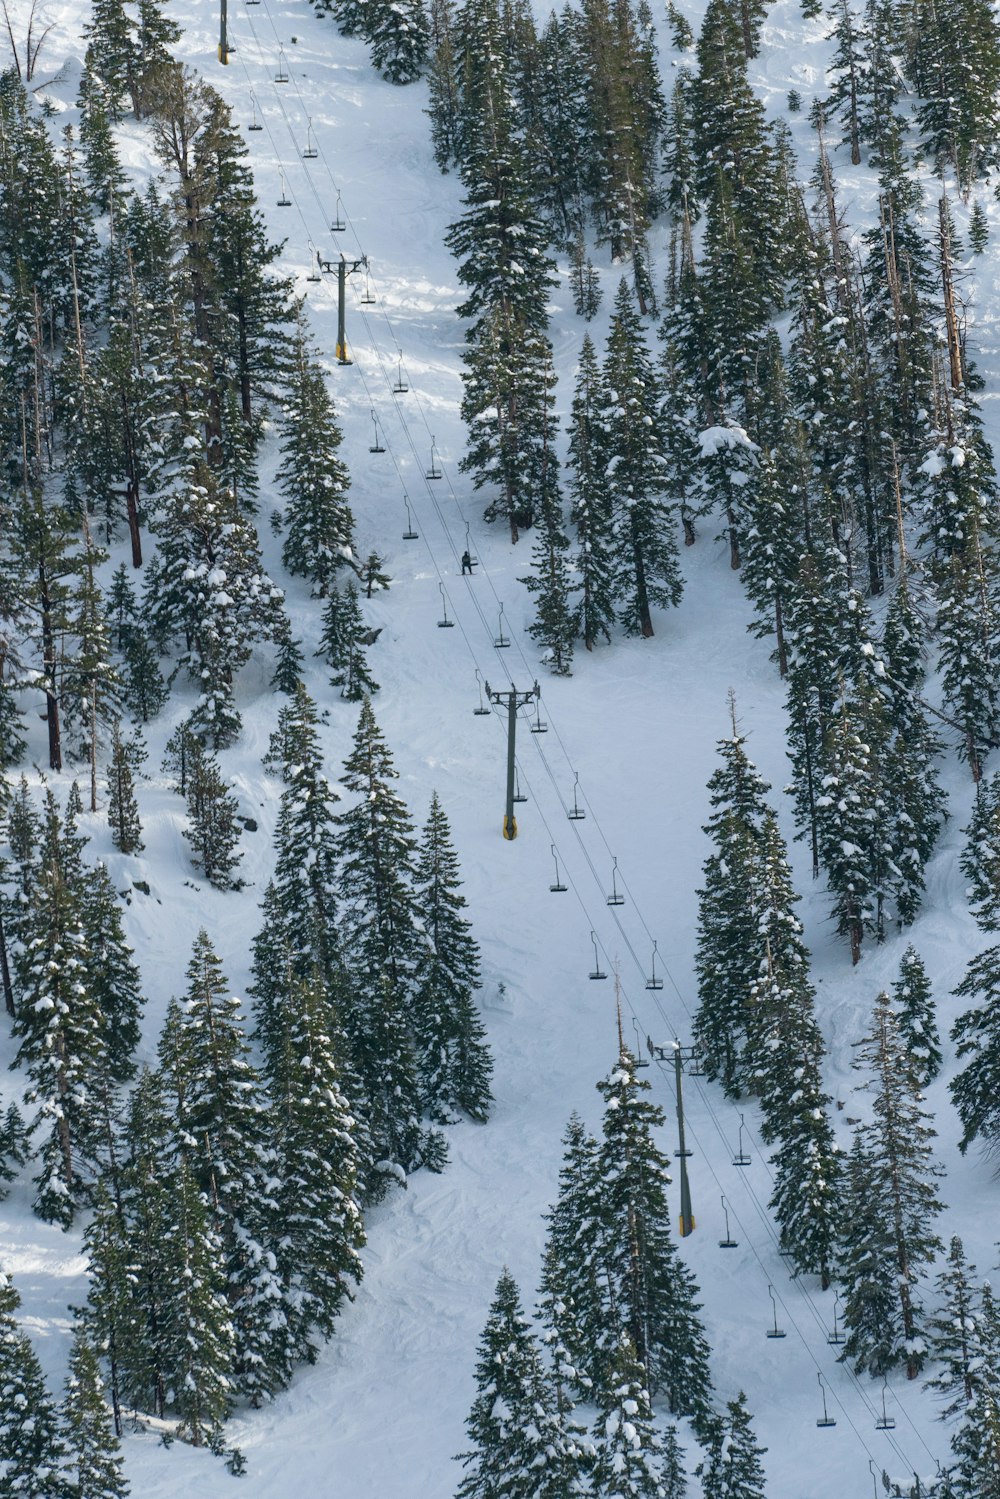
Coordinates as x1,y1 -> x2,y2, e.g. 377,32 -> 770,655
646,940 -> 664,991
766,1284 -> 786,1339
588,931 -> 607,981
568,771 -> 586,821
549,845 -> 567,893
630,1019 -> 650,1068
437,582 -> 454,629
275,48 -> 290,83
512,770 -> 527,805
360,269 -> 376,305
331,193 -> 346,232
473,668 -> 490,716
393,353 -> 409,393
493,604 -> 510,649
246,0 -> 261,6
369,411 -> 386,453
248,91 -> 263,131
402,500 -> 419,540
303,119 -> 318,159
827,1292 -> 846,1346
276,170 -> 291,208
875,1378 -> 895,1431
816,1373 -> 837,1429
462,523 -> 478,573
305,243 -> 320,283
530,696 -> 547,733
427,437 -> 442,480
733,1113 -> 751,1167
606,856 -> 625,907
718,1195 -> 738,1249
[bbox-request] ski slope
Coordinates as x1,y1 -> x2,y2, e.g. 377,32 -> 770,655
3,0 -> 999,1493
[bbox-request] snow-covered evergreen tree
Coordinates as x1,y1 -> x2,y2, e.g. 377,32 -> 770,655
891,945 -> 941,1087
950,943 -> 1000,1153
697,1392 -> 767,1499
455,1269 -> 590,1499
0,1273 -> 68,1498
315,582 -> 379,701
106,722 -> 144,854
590,1336 -> 669,1499
412,793 -> 493,1123
59,1329 -> 129,1499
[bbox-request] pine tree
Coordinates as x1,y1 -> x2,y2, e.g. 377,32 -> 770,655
924,1237 -> 982,1421
369,0 -> 431,82
950,944 -> 1000,1153
969,201 -> 989,254
693,710 -> 774,1095
539,1113 -> 601,1397
158,932 -> 287,1403
159,1156 -> 235,1446
602,281 -> 682,638
315,583 -> 379,700
80,861 -> 143,1083
520,444 -> 575,676
960,772 -> 1000,928
12,791 -> 107,1224
0,1273 -> 69,1498
60,1329 -> 129,1499
697,1392 -> 767,1499
568,335 -> 616,652
590,1336 -> 669,1499
277,327 -> 355,596
266,972 -> 365,1362
837,1132 -> 900,1379
455,1269 -> 589,1499
566,1049 -> 714,1427
569,235 -> 601,320
842,994 -> 945,1377
268,684 -> 342,994
891,946 -> 941,1087
0,1103 -> 29,1198
942,1283 -> 1000,1496
182,737 -> 244,889
412,793 -> 493,1122
106,722 -> 144,853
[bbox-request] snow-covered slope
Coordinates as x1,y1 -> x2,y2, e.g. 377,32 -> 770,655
3,0 -> 999,1494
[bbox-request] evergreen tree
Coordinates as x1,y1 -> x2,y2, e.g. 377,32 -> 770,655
693,709 -> 774,1095
924,1237 -> 982,1421
315,583 -> 379,700
106,722 -> 144,854
568,335 -> 616,652
60,1329 -> 129,1499
0,1273 -> 69,1498
969,200 -> 989,254
911,0 -> 1000,193
960,772 -> 1000,928
567,1050 -> 713,1426
837,1132 -> 900,1379
455,1269 -> 589,1499
412,793 -> 493,1122
891,946 -> 941,1087
182,737 -> 244,889
601,281 -> 682,638
520,443 -> 575,676
12,791 -> 106,1224
951,944 -> 1000,1153
158,932 -> 287,1403
267,972 -> 365,1362
591,1336 -> 669,1499
0,1103 -> 29,1198
369,0 -> 431,82
160,1155 -> 235,1446
268,684 -> 342,994
80,861 -> 143,1083
941,1284 -> 1000,1496
697,1392 -> 767,1499
277,328 -> 355,596
842,994 -> 945,1377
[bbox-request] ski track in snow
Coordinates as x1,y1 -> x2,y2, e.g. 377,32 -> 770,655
2,0 -> 998,1492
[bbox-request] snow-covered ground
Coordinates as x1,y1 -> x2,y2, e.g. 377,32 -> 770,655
2,0 -> 999,1493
